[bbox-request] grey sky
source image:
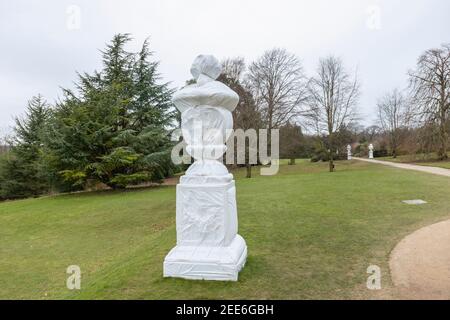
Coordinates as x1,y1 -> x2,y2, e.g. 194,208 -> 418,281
1,0 -> 449,137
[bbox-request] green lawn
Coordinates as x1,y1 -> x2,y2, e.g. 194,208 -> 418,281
378,152 -> 450,169
1,160 -> 450,299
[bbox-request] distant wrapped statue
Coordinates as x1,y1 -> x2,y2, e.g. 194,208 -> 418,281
163,55 -> 247,281
369,144 -> 374,159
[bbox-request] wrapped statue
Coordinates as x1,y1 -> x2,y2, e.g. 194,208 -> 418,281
163,55 -> 247,281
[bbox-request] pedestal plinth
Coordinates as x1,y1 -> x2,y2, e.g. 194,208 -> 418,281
163,175 -> 247,281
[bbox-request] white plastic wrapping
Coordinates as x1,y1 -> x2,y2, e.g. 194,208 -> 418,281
163,55 -> 247,281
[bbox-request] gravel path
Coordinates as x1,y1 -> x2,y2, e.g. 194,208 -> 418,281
389,219 -> 450,299
354,157 -> 450,299
353,157 -> 450,177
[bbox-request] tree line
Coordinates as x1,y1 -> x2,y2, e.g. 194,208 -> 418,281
219,43 -> 449,172
376,44 -> 450,160
219,49 -> 360,174
0,34 -> 449,200
0,34 -> 177,200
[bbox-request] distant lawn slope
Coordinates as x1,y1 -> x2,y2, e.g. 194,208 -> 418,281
1,160 -> 450,299
378,152 -> 450,169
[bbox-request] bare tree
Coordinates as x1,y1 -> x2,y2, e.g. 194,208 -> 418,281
362,125 -> 381,144
0,132 -> 10,155
409,43 -> 450,160
221,57 -> 245,84
247,48 -> 307,130
0,127 -> 7,153
377,89 -> 410,158
219,58 -> 262,178
305,56 -> 360,172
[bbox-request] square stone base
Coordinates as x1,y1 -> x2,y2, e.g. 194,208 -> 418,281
163,235 -> 247,281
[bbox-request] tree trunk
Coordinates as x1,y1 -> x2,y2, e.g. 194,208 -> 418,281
437,111 -> 448,160
289,158 -> 295,165
245,163 -> 252,178
391,132 -> 397,159
329,150 -> 334,172
328,133 -> 335,172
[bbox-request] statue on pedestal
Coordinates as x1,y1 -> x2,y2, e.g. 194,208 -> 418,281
347,144 -> 352,160
163,55 -> 247,281
369,144 -> 374,159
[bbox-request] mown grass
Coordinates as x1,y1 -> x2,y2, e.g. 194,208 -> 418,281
1,160 -> 450,299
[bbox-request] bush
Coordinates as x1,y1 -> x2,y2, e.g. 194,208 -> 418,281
310,148 -> 329,162
374,149 -> 388,157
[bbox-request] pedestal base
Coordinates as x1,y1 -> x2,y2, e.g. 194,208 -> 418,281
164,235 -> 247,281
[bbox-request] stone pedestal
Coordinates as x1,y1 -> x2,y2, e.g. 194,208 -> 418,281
163,55 -> 247,281
164,175 -> 247,280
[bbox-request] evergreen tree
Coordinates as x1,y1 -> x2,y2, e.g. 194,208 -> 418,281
279,122 -> 305,165
0,95 -> 51,199
48,34 -> 176,189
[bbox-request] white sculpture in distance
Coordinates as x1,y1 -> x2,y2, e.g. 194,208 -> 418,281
368,143 -> 374,159
163,55 -> 247,281
347,144 -> 352,160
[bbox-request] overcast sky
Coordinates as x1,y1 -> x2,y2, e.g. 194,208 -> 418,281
1,0 -> 449,136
